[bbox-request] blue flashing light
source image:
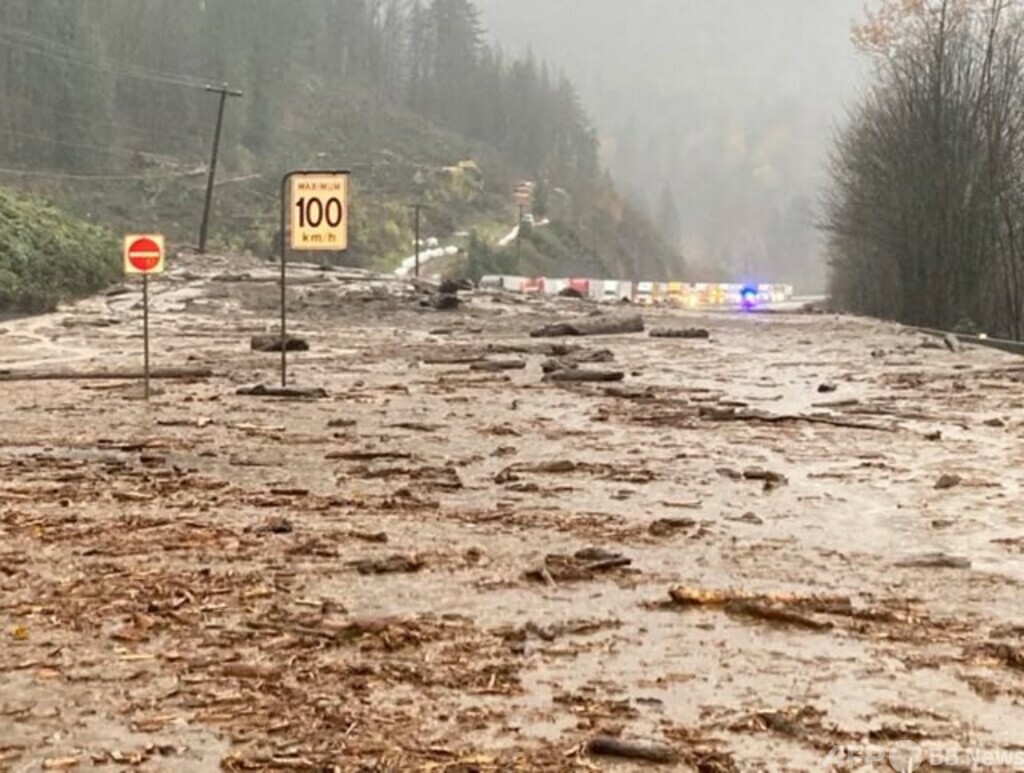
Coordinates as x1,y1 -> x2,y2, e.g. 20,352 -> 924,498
740,286 -> 758,310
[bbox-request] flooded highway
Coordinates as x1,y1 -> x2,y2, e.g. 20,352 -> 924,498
2,254 -> 1024,771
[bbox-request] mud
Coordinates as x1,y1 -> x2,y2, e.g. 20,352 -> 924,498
2,254 -> 1024,771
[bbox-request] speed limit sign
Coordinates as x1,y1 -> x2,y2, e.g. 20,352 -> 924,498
288,172 -> 349,251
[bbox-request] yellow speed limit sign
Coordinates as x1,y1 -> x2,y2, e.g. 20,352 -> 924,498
289,172 -> 349,251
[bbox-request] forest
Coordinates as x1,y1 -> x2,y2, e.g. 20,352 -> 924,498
826,0 -> 1024,339
0,0 -> 598,181
0,0 -> 676,286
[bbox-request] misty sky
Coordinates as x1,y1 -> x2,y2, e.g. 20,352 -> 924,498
474,0 -> 868,289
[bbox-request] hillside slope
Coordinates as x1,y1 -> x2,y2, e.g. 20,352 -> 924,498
0,1 -> 680,282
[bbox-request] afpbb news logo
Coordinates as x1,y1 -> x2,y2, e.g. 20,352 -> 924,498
823,740 -> 1024,770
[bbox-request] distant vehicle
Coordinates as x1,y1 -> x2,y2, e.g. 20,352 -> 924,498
602,281 -> 620,302
426,237 -> 440,249
543,278 -> 568,296
521,213 -> 535,226
569,278 -> 590,296
636,282 -> 654,305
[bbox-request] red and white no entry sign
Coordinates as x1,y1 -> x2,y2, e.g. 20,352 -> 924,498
124,234 -> 166,275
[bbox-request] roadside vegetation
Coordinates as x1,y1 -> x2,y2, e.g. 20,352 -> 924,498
0,186 -> 118,313
826,0 -> 1024,338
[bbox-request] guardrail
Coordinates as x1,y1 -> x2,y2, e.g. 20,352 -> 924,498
916,327 -> 1024,356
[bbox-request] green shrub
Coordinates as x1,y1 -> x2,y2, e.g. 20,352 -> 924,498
0,187 -> 118,313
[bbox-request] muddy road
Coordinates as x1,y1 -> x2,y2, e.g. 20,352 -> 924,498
2,254 -> 1024,772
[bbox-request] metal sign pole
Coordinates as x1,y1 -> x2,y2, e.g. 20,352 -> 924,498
279,169 -> 350,389
143,274 -> 151,400
280,172 -> 291,388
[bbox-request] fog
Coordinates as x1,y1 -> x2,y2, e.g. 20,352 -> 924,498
475,0 -> 868,290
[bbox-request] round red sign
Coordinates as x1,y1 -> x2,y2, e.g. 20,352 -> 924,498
127,237 -> 162,272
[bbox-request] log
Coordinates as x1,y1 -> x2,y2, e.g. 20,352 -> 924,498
469,359 -> 527,372
544,369 -> 625,383
0,367 -> 213,382
649,327 -> 710,339
587,737 -> 679,764
236,384 -> 327,399
251,334 -> 310,352
530,314 -> 644,338
725,601 -> 834,631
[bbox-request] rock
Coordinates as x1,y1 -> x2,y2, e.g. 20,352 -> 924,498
542,358 -> 576,374
817,383 -> 838,394
943,333 -> 962,353
935,473 -> 963,490
649,518 -> 697,537
542,348 -> 615,374
924,430 -> 943,441
254,516 -> 294,535
251,334 -> 310,353
558,287 -> 585,299
438,278 -> 472,294
427,293 -> 461,311
649,327 -> 710,339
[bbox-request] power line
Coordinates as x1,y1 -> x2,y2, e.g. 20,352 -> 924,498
0,25 -> 212,90
0,166 -> 202,182
0,126 -> 187,161
0,23 -> 212,87
0,91 -> 203,146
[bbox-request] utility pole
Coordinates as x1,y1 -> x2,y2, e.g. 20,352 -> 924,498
198,83 -> 243,255
408,203 -> 428,278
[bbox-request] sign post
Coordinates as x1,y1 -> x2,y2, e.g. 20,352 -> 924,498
124,235 -> 166,400
280,171 -> 350,387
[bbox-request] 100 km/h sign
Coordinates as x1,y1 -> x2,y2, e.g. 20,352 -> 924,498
289,172 -> 349,251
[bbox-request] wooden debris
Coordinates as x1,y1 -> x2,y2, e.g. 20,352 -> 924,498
894,552 -> 971,569
543,369 -> 625,383
251,334 -> 310,352
350,554 -> 425,575
530,314 -> 644,338
587,737 -> 679,764
649,327 -> 710,339
743,468 -> 788,491
469,359 -> 527,372
236,384 -> 327,399
326,450 -> 412,461
724,601 -> 834,631
526,551 -> 632,583
0,367 -> 213,382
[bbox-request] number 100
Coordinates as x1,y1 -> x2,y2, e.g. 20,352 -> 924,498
295,196 -> 344,228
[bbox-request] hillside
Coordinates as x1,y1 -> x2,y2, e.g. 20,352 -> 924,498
474,0 -> 866,289
0,0 -> 680,287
